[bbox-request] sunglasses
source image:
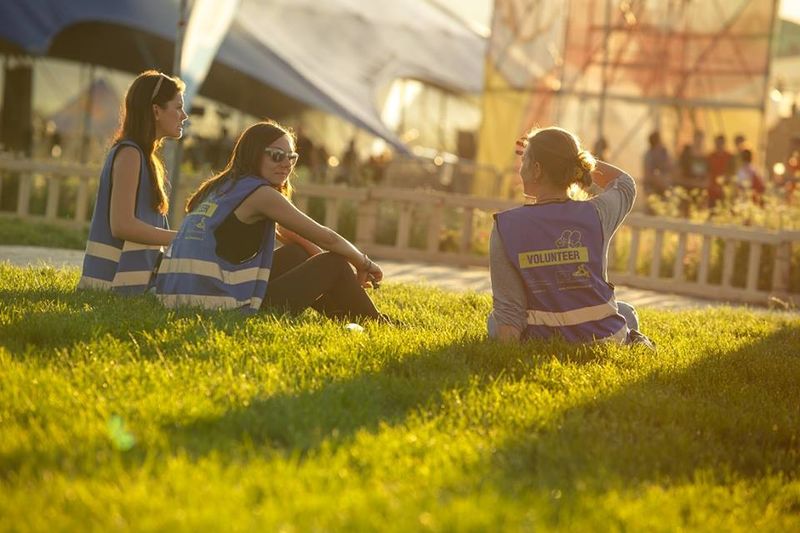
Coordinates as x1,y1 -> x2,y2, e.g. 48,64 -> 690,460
264,147 -> 299,164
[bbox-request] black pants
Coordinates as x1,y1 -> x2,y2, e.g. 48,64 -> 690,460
263,244 -> 380,320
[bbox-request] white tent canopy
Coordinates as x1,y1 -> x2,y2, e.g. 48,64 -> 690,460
0,0 -> 486,151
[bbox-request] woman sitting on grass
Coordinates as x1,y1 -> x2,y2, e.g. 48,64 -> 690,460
78,70 -> 186,293
488,126 -> 653,347
155,120 -> 385,320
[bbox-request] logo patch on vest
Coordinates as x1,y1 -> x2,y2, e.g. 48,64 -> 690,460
518,229 -> 589,268
518,247 -> 588,268
196,201 -> 218,217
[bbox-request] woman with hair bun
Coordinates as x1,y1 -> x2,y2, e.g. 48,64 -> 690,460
488,126 -> 652,346
78,70 -> 187,293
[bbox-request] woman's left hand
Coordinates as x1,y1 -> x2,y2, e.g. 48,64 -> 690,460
356,257 -> 383,288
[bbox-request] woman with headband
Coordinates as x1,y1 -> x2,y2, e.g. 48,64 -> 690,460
78,70 -> 187,294
488,127 -> 653,347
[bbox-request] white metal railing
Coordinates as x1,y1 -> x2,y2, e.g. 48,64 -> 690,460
0,155 -> 100,225
1,156 -> 797,304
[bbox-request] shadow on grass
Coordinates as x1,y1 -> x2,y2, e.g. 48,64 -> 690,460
488,324 -> 800,499
0,285 -> 249,355
1,328 -> 608,480
162,338 -> 599,460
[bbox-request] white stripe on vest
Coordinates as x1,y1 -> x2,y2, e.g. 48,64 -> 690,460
112,270 -> 157,287
84,240 -> 123,262
76,276 -> 112,290
158,257 -> 271,285
121,242 -> 165,253
526,298 -> 618,327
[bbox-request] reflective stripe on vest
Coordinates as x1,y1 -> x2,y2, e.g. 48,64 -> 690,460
155,175 -> 275,313
158,257 -> 270,285
495,202 -> 627,342
78,141 -> 168,294
526,297 -> 618,327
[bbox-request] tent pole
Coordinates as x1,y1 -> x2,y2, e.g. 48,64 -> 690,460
759,0 -> 780,169
597,0 -> 612,143
168,0 -> 189,226
80,64 -> 95,164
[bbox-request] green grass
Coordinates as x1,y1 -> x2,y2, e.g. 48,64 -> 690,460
0,217 -> 87,250
1,264 -> 799,531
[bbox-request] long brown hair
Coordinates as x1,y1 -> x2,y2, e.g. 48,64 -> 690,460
113,70 -> 185,215
522,127 -> 596,191
186,120 -> 296,212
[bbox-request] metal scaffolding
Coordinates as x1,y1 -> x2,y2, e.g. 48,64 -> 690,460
476,0 -> 780,196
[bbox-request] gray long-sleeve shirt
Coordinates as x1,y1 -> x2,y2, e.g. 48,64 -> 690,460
489,174 -> 636,333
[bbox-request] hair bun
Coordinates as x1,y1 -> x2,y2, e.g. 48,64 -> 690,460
575,150 -> 596,189
576,149 -> 596,171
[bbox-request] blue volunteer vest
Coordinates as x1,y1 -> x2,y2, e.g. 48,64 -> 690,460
155,175 -> 275,313
495,201 -> 627,343
77,141 -> 168,294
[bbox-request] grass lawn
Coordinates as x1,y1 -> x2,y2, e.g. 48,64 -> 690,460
1,264 -> 799,531
0,217 -> 87,250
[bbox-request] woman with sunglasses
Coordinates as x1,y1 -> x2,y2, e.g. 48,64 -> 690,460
78,70 -> 187,293
155,120 -> 385,321
488,126 -> 653,347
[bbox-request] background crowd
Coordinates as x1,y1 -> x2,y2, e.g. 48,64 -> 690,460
642,130 -> 800,215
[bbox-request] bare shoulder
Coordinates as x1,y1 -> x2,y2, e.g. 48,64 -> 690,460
246,184 -> 294,208
237,184 -> 295,222
112,145 -> 142,177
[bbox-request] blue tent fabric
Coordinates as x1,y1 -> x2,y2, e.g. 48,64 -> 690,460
0,0 -> 485,150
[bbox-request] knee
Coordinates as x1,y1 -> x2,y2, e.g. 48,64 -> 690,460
316,252 -> 352,275
617,301 -> 640,331
281,243 -> 310,262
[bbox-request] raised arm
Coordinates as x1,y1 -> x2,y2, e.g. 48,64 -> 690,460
591,160 -> 627,189
109,146 -> 176,246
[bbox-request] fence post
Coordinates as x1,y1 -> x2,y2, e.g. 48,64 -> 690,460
460,207 -> 474,254
627,227 -> 641,275
426,200 -> 445,253
74,177 -> 90,223
324,198 -> 341,231
772,239 -> 792,297
355,190 -> 378,249
396,203 -> 412,250
649,229 -> 664,278
672,232 -> 687,280
746,243 -> 762,293
721,238 -> 736,287
698,235 -> 711,285
16,173 -> 31,217
45,176 -> 61,220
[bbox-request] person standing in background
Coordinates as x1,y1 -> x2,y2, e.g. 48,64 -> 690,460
678,130 -> 708,213
706,134 -> 734,208
642,131 -> 672,205
736,149 -> 765,206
